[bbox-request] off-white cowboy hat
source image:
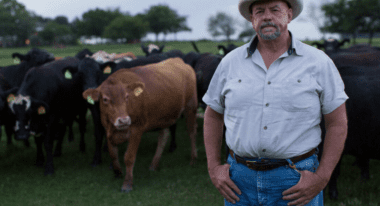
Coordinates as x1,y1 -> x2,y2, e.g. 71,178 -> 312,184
239,0 -> 303,22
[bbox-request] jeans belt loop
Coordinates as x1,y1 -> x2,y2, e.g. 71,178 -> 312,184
286,158 -> 300,174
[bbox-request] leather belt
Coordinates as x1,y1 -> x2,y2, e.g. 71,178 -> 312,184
229,148 -> 316,171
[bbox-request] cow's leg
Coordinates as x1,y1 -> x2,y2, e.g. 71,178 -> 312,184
78,110 -> 87,153
53,122 -> 66,157
328,158 -> 341,200
184,99 -> 198,165
107,139 -> 122,178
357,156 -> 370,180
168,124 -> 177,153
68,120 -> 74,142
34,135 -> 45,167
149,128 -> 170,171
44,117 -> 57,175
90,105 -> 105,166
122,130 -> 143,193
5,124 -> 13,145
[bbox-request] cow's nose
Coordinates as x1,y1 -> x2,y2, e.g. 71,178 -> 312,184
115,116 -> 131,129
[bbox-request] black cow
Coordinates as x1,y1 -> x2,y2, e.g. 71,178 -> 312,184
311,38 -> 350,55
75,48 -> 94,60
7,57 -> 88,174
319,63 -> 380,200
183,51 -> 202,69
217,44 -> 238,56
141,43 -> 165,56
0,48 -> 55,147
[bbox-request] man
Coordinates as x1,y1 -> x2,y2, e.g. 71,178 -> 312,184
202,0 -> 348,205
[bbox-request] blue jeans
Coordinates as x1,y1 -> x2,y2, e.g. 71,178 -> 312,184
225,153 -> 323,206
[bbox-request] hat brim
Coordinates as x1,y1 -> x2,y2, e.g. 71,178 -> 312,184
238,0 -> 303,22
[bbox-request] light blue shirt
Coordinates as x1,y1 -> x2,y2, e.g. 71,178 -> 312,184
202,32 -> 348,159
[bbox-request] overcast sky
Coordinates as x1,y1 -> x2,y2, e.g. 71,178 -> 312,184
16,0 -> 338,41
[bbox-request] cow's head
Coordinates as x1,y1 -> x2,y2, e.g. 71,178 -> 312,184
78,57 -> 117,92
141,43 -> 165,56
7,94 -> 49,140
83,80 -> 145,131
12,48 -> 55,67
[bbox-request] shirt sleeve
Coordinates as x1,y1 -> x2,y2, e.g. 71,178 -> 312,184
202,60 -> 226,114
316,52 -> 348,114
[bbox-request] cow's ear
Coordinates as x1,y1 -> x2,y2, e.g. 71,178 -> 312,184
63,66 -> 79,79
141,43 -> 149,55
83,89 -> 100,105
100,62 -> 116,74
159,45 -> 165,52
126,82 -> 145,97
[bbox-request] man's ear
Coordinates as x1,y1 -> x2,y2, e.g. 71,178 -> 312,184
126,82 -> 145,97
287,8 -> 293,23
83,89 -> 101,105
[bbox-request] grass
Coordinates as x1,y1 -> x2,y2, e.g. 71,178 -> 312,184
1,40 -> 380,205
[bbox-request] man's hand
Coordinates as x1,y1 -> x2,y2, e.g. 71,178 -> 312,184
209,164 -> 241,204
282,170 -> 328,206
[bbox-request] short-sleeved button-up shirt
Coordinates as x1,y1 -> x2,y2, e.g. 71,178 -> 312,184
202,32 -> 348,159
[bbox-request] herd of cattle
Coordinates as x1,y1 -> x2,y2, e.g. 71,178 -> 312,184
0,39 -> 379,198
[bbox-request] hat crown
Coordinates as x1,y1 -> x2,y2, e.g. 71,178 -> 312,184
238,0 -> 303,22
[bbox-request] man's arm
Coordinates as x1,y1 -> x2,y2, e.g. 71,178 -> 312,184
204,106 -> 241,204
283,103 -> 348,205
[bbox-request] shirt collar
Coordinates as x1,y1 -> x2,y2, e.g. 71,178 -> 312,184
245,31 -> 303,58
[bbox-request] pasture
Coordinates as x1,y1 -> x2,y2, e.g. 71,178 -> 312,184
1,40 -> 380,206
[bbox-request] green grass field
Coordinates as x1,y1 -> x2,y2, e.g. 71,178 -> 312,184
0,40 -> 380,206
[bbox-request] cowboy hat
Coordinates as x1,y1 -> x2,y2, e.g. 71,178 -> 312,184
238,0 -> 303,22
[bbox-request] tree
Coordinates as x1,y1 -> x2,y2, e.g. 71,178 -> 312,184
144,4 -> 180,41
39,21 -> 72,44
169,16 -> 191,41
74,8 -> 124,38
54,16 -> 69,26
0,0 -> 35,46
238,20 -> 256,41
321,0 -> 380,45
103,15 -> 149,42
208,12 -> 236,42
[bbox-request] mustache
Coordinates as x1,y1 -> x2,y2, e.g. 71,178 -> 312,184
260,22 -> 279,29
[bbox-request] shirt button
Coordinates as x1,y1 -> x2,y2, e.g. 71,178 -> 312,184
268,81 -> 271,85
262,149 -> 266,152
298,79 -> 301,83
264,126 -> 267,130
238,79 -> 242,83
265,103 -> 269,107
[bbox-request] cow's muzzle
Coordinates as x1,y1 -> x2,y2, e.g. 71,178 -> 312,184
114,116 -> 132,130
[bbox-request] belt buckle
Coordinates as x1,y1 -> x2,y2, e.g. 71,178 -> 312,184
245,160 -> 257,170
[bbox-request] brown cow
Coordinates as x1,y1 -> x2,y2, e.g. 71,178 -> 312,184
83,57 -> 198,192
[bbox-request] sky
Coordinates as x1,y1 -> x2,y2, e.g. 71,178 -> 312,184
16,0 -> 339,41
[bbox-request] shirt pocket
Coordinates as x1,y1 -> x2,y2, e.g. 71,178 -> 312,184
281,76 -> 317,112
223,78 -> 255,110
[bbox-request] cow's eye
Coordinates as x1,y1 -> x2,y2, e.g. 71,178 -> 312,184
103,98 -> 109,104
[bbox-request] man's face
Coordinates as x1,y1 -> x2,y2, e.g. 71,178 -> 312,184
250,0 -> 292,40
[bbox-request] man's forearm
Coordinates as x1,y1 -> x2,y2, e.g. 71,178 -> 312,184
203,106 -> 224,172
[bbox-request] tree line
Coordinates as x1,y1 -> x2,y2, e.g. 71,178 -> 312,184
0,0 -> 191,47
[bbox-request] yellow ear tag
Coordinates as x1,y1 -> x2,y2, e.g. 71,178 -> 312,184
104,66 -> 111,74
219,49 -> 225,56
7,94 -> 16,103
65,70 -> 72,79
87,96 -> 95,105
38,106 -> 46,115
134,87 -> 143,97
14,59 -> 20,64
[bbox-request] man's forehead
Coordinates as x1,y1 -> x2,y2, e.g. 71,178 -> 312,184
252,0 -> 289,9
